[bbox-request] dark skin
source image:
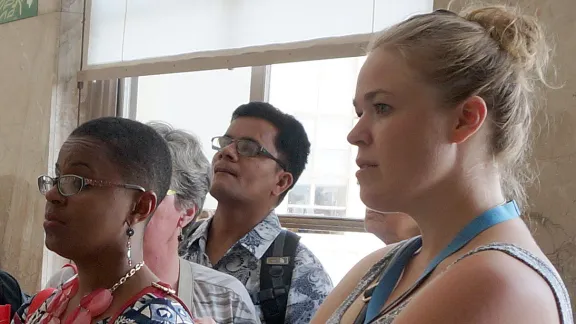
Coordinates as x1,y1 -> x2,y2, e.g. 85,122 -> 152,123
206,117 -> 293,265
43,136 -> 160,321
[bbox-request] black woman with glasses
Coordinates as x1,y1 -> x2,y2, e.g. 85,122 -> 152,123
179,102 -> 333,324
14,117 -> 196,324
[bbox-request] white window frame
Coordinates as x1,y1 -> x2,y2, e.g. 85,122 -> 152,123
81,21 -> 372,232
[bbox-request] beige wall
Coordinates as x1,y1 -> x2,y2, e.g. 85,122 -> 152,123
434,0 -> 576,311
525,0 -> 576,309
0,0 -> 83,292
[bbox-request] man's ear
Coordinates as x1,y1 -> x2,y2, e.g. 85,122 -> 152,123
129,191 -> 157,225
180,204 -> 198,228
272,171 -> 293,198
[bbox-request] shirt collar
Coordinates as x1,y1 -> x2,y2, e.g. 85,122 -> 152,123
184,211 -> 282,260
238,211 -> 282,259
186,217 -> 211,248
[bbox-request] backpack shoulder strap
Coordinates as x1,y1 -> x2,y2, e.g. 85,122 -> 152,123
252,229 -> 301,324
177,258 -> 195,311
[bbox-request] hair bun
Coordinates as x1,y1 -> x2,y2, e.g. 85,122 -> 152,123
462,5 -> 548,72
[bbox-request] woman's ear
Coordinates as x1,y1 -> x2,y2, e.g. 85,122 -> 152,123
450,95 -> 488,144
130,190 -> 157,224
180,204 -> 198,228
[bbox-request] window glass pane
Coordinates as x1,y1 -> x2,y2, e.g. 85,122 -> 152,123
296,167 -> 312,186
295,149 -> 314,186
292,114 -> 316,145
299,231 -> 385,284
287,206 -> 316,215
314,185 -> 348,207
269,57 -> 363,218
134,68 -> 252,210
87,1 -> 433,65
87,0 -> 126,65
122,0 -> 229,62
317,57 -> 365,116
314,149 -> 350,180
288,184 -> 311,206
230,0 -> 375,47
269,61 -> 321,114
312,208 -> 347,217
270,57 -> 364,117
316,117 -> 353,150
88,0 -> 378,64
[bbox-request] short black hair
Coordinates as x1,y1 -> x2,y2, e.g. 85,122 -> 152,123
70,117 -> 172,206
232,102 -> 311,204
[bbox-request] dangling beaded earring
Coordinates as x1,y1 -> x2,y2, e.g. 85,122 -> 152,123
126,225 -> 134,267
177,217 -> 184,242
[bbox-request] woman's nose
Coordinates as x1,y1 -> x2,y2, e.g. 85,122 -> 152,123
347,116 -> 372,147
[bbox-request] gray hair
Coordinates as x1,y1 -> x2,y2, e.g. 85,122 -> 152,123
147,122 -> 212,217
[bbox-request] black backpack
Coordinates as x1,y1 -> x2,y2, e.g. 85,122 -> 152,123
0,270 -> 26,319
182,221 -> 300,324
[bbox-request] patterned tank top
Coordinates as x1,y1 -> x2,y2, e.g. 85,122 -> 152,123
327,242 -> 573,324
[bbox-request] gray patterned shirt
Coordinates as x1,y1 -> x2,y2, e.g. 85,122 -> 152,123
180,211 -> 334,324
178,258 -> 260,323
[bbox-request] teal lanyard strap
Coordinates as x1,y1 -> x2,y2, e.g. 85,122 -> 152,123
364,201 -> 521,323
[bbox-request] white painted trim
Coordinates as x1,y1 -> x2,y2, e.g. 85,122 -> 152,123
81,0 -> 92,69
118,77 -> 138,119
78,33 -> 373,81
249,65 -> 271,102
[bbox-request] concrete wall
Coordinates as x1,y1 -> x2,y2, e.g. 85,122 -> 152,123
433,0 -> 576,311
0,0 -> 83,292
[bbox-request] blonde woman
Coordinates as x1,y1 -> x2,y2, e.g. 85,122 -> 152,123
313,5 -> 572,324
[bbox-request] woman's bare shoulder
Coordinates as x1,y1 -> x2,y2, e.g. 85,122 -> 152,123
393,249 -> 560,324
311,243 -> 398,323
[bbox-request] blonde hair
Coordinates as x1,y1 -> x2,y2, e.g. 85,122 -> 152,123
370,5 -> 553,209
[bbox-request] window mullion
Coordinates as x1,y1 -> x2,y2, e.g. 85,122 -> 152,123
249,65 -> 271,102
117,77 -> 139,119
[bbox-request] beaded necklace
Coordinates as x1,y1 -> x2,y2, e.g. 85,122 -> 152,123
40,262 -> 145,324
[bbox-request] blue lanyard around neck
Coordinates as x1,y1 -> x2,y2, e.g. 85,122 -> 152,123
364,200 -> 521,323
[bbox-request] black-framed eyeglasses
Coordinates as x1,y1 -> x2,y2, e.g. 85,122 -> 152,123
38,175 -> 146,197
211,136 -> 286,170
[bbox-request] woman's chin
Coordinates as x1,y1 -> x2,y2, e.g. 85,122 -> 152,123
360,189 -> 399,213
45,235 -> 74,260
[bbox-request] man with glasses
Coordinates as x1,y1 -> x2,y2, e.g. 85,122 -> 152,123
46,122 -> 260,323
180,102 -> 333,324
